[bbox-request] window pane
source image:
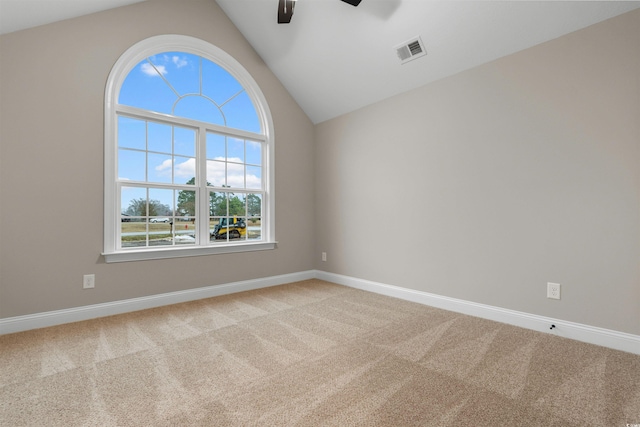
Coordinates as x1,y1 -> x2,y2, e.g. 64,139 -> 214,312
173,187 -> 196,245
174,156 -> 195,185
119,186 -> 179,246
209,192 -> 226,217
149,52 -> 200,96
148,188 -> 173,218
118,149 -> 146,182
148,122 -> 171,154
121,186 -> 148,216
206,160 -> 225,187
148,218 -> 173,247
177,189 -> 196,217
209,218 -> 221,242
151,231 -> 173,247
223,91 -> 261,134
174,126 -> 195,157
229,193 -> 246,216
174,224 -> 196,245
206,133 -> 225,160
202,60 -> 243,106
119,59 -> 176,115
246,166 -> 261,190
227,163 -> 245,188
228,138 -> 244,162
247,193 -> 262,217
246,141 -> 261,166
121,217 -> 147,248
234,217 -> 248,241
148,153 -> 172,184
246,216 -> 262,241
118,116 -> 146,150
246,194 -> 262,241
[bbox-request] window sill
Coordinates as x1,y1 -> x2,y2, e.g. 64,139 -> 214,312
102,241 -> 277,263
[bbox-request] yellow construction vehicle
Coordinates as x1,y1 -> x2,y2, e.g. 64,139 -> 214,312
210,217 -> 247,240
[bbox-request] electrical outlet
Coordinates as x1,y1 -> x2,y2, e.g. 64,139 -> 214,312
322,252 -> 327,262
83,274 -> 95,289
547,282 -> 560,300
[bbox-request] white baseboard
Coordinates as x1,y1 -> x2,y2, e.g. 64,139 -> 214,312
2,269 -> 638,355
0,270 -> 316,335
315,271 -> 640,355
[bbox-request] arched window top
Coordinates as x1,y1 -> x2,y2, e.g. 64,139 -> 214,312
118,51 -> 261,133
106,35 -> 271,137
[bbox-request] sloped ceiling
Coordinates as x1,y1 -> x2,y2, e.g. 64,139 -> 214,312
216,0 -> 639,123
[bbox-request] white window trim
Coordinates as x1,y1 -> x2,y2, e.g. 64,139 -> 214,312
103,35 -> 275,263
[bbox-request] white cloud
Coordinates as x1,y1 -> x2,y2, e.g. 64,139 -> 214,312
154,157 -> 260,188
245,174 -> 262,189
172,55 -> 188,68
175,158 -> 196,178
140,62 -> 167,77
154,158 -> 196,179
206,157 -> 261,189
155,159 -> 173,175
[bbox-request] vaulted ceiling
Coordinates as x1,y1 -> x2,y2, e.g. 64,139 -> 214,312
2,0 -> 638,124
216,0 -> 640,123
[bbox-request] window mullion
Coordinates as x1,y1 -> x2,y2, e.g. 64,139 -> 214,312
197,126 -> 209,245
115,182 -> 123,250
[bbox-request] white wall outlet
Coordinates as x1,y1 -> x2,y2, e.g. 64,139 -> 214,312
547,282 -> 560,300
322,252 -> 327,262
83,274 -> 95,289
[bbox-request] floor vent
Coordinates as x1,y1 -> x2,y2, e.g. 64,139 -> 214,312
395,37 -> 427,64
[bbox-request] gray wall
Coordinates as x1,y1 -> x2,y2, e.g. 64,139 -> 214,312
0,0 -> 315,318
314,10 -> 639,335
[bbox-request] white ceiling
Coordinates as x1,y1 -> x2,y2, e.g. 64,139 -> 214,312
217,0 -> 640,123
2,0 -> 638,124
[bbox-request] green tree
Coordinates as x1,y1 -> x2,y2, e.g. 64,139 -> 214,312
177,177 -> 197,216
210,192 -> 226,216
124,198 -> 171,216
228,194 -> 245,216
247,194 -> 261,216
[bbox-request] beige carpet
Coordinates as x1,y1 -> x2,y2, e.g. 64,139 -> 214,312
1,279 -> 638,426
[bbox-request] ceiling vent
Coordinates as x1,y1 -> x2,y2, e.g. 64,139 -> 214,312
395,37 -> 426,64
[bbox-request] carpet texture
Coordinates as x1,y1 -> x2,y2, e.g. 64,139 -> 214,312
1,279 -> 639,426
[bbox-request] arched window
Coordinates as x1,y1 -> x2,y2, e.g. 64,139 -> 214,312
104,35 -> 275,262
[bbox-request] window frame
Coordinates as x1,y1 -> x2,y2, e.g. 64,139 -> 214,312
103,35 -> 275,263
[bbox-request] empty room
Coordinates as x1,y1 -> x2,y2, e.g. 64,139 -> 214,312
0,0 -> 638,425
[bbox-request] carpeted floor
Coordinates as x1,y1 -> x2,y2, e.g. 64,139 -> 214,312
1,279 -> 639,426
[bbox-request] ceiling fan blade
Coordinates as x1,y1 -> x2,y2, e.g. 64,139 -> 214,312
278,0 -> 361,24
278,0 -> 295,24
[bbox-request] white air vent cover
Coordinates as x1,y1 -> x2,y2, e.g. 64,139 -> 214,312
395,36 -> 426,64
